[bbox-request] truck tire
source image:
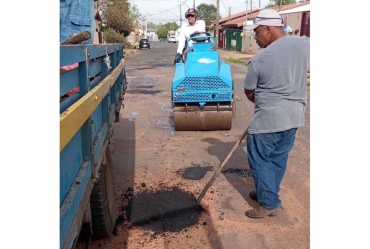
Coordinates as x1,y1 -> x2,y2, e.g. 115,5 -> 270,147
90,146 -> 117,239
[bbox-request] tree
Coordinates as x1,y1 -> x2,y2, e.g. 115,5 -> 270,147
196,3 -> 220,26
98,0 -> 142,36
265,0 -> 297,8
157,26 -> 168,38
165,22 -> 179,31
156,22 -> 179,38
147,22 -> 157,30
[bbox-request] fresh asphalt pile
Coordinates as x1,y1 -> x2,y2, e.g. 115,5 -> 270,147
111,166 -> 218,236
118,185 -> 203,234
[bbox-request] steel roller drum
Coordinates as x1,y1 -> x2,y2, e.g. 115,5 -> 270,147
173,102 -> 236,131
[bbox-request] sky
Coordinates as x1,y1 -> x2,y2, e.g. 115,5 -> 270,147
131,0 -> 272,24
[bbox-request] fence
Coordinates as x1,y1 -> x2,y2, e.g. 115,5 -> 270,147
225,29 -> 242,51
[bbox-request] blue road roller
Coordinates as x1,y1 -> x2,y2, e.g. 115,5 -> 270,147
172,32 -> 235,131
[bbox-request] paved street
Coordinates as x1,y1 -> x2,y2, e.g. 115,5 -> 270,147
88,41 -> 310,249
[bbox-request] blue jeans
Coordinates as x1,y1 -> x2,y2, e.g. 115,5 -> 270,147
246,128 -> 297,209
60,0 -> 95,44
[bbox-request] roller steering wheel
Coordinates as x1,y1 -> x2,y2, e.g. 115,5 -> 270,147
186,32 -> 217,50
189,32 -> 212,42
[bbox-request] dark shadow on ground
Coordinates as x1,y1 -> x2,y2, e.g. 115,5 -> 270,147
201,137 -> 259,209
94,118 -> 136,249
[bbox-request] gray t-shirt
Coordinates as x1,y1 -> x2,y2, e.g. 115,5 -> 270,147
244,35 -> 310,134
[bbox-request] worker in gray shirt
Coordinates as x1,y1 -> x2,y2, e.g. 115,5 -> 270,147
243,9 -> 310,218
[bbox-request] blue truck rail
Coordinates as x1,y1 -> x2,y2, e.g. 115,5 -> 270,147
60,43 -> 126,249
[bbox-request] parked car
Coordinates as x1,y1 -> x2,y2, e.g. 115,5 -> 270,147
168,36 -> 177,43
139,39 -> 150,49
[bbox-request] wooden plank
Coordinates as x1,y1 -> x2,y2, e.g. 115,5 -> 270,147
60,161 -> 92,249
60,69 -> 79,97
60,130 -> 83,206
60,92 -> 81,114
60,44 -> 123,67
60,60 -> 124,151
88,60 -> 102,78
93,123 -> 108,170
91,102 -> 103,139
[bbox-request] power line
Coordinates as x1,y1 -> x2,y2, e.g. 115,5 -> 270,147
227,0 -> 261,13
145,5 -> 181,17
221,0 -> 228,12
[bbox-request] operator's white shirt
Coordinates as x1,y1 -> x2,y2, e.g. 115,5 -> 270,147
177,20 -> 206,54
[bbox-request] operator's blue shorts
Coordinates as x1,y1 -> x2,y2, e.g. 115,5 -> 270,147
60,0 -> 95,44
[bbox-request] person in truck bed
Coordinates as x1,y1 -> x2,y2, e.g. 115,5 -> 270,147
60,0 -> 97,98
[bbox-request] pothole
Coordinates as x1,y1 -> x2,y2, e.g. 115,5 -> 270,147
221,167 -> 252,177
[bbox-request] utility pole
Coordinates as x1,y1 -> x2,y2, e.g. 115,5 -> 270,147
228,7 -> 231,21
146,12 -> 149,38
259,0 -> 261,9
279,0 -> 282,12
249,1 -> 252,51
180,4 -> 182,26
244,0 -> 248,52
193,0 -> 195,8
245,0 -> 248,26
215,0 -> 220,46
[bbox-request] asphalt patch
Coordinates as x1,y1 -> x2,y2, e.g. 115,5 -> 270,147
136,85 -> 155,89
126,89 -> 162,94
148,62 -> 172,68
130,76 -> 154,85
122,186 -> 203,234
221,167 -> 252,177
180,166 -> 213,180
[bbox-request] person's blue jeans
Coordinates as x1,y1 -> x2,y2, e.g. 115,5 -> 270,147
60,0 -> 95,44
246,128 -> 297,209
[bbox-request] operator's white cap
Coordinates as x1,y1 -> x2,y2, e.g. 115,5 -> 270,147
245,9 -> 284,31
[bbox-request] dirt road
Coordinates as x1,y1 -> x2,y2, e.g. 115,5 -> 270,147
88,41 -> 310,249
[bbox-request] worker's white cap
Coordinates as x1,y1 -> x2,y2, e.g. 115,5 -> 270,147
245,9 -> 284,31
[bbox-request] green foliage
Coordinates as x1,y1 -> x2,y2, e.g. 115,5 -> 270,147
165,22 -> 179,31
223,57 -> 248,67
196,3 -> 220,26
103,28 -> 126,44
265,0 -> 297,8
156,22 -> 179,38
157,26 -> 168,38
99,0 -> 142,33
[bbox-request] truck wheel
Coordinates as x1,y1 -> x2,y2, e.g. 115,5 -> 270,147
90,146 -> 117,239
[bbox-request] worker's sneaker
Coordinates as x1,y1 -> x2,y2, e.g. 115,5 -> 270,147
249,191 -> 258,201
245,205 -> 283,219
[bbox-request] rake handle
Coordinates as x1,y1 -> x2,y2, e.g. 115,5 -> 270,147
197,127 -> 249,202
